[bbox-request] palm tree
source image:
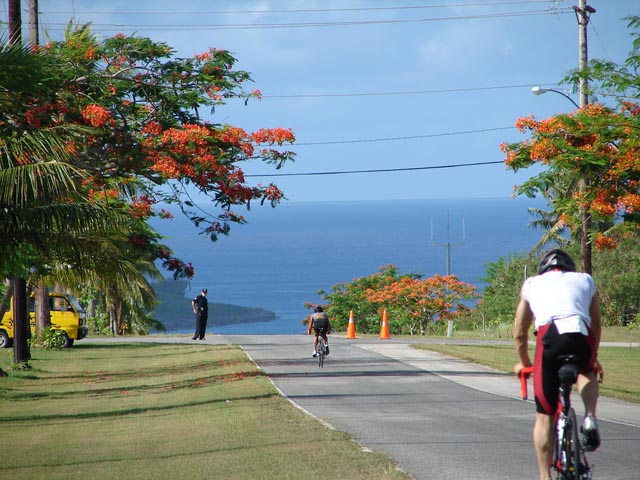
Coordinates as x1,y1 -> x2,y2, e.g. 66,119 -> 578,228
523,168 -> 578,258
527,206 -> 570,256
0,40 -> 150,363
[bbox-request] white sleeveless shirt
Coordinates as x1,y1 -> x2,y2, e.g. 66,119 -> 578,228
521,270 -> 596,335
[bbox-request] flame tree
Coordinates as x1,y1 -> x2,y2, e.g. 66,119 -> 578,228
501,17 -> 640,273
501,103 -> 640,261
36,24 -> 296,244
1,24 -> 295,359
315,265 -> 478,336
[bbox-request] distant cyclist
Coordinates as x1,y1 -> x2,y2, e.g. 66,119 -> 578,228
513,249 -> 604,480
308,305 -> 331,358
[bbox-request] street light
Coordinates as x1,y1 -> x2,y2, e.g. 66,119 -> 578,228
531,86 -> 580,109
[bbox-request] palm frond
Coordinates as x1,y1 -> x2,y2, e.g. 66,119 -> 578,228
530,218 -> 571,256
0,163 -> 84,206
0,41 -> 47,104
0,203 -> 131,241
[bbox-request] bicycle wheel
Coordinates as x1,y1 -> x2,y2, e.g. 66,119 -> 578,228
553,409 -> 580,480
317,340 -> 325,368
567,408 -> 581,480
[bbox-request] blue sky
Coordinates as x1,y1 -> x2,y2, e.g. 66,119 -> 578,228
5,1 -> 639,202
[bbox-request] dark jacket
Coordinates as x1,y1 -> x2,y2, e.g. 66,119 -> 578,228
193,294 -> 208,316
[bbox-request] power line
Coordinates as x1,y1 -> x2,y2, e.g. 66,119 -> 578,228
296,127 -> 515,146
245,160 -> 505,177
43,2 -> 564,16
263,83 -> 557,99
35,9 -> 572,32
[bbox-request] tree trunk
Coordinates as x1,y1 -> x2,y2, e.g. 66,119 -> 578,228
28,0 -> 39,47
109,304 -> 118,335
8,0 -> 22,46
34,284 -> 50,345
87,298 -> 96,318
12,278 -> 30,366
580,207 -> 593,274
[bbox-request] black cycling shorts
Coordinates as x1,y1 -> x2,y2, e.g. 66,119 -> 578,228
313,316 -> 329,335
533,322 -> 597,415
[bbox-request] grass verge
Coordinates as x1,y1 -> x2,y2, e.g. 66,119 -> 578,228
0,343 -> 410,480
412,343 -> 640,404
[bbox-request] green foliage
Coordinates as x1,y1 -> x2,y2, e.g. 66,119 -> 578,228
315,265 -> 477,336
479,253 -> 537,323
502,17 -> 640,278
592,231 -> 640,326
28,327 -> 65,350
315,265 -> 414,334
563,15 -> 640,99
87,312 -> 112,336
476,232 -> 640,329
2,23 -> 296,339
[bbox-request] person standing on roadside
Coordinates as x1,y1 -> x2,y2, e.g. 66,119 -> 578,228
191,288 -> 208,340
513,249 -> 603,480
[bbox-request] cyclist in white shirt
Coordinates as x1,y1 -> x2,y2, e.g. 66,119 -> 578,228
513,249 -> 604,480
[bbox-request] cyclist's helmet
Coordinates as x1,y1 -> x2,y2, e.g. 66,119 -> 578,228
314,305 -> 324,313
537,249 -> 577,275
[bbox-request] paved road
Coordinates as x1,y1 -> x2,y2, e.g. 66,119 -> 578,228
86,335 -> 640,479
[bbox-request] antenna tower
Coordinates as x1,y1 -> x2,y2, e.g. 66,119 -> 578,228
430,213 -> 465,275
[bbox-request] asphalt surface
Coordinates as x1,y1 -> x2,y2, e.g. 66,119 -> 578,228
85,334 -> 640,480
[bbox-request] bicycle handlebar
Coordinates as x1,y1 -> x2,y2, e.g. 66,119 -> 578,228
518,366 -> 535,400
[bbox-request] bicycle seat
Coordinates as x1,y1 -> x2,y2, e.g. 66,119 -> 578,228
558,362 -> 579,385
558,354 -> 578,364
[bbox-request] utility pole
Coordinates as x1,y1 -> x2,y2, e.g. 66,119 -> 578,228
575,0 -> 596,274
28,0 -> 39,46
8,0 -> 22,46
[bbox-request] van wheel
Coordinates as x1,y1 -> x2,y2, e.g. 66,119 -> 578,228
0,331 -> 13,349
61,333 -> 74,348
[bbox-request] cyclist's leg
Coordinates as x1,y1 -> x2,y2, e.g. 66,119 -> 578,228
575,329 -> 599,416
535,324 -> 562,415
533,323 -> 561,480
578,371 -> 598,414
533,413 -> 554,480
578,370 -> 601,452
312,332 -> 319,356
576,329 -> 600,451
322,333 -> 329,354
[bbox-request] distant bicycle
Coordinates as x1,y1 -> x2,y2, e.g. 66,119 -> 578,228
519,355 -> 592,480
315,328 -> 328,368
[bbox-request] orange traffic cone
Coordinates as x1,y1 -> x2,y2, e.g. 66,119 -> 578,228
345,310 -> 356,339
379,309 -> 390,339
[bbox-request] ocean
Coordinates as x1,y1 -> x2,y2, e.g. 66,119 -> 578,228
151,197 -> 546,334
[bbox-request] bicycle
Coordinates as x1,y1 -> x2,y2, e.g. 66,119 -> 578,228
315,328 -> 328,368
519,355 -> 592,480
